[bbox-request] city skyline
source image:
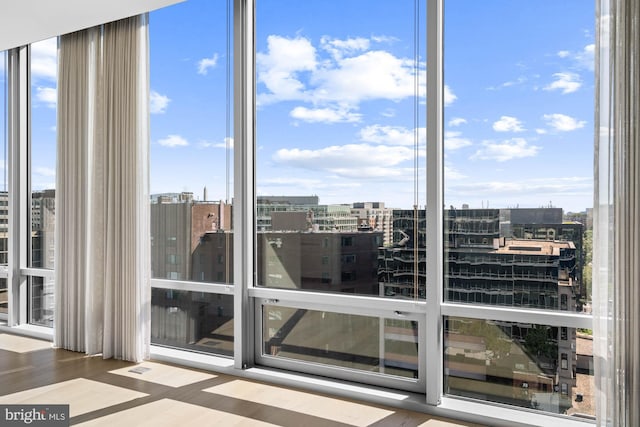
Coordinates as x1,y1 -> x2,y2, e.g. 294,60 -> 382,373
16,0 -> 595,213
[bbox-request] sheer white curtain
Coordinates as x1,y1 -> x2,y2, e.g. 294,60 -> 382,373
594,0 -> 640,425
55,14 -> 150,362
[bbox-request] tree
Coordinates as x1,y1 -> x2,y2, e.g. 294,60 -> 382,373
524,325 -> 556,359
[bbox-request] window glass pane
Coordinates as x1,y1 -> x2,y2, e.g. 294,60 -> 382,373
444,1 -> 594,313
151,289 -> 233,355
149,0 -> 233,356
256,0 -> 427,299
0,278 -> 6,316
150,0 -> 233,285
29,277 -> 54,327
30,38 -> 57,270
263,305 -> 418,379
29,39 -> 57,327
445,317 -> 594,418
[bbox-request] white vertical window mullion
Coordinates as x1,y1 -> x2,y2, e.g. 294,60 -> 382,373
233,0 -> 256,370
425,0 -> 444,406
7,46 -> 29,327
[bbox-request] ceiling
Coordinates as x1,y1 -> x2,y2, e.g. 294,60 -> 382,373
0,0 -> 185,51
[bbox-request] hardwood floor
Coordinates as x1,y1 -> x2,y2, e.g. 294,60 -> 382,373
0,333 -> 484,426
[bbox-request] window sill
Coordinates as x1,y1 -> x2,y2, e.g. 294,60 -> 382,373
0,323 -> 53,341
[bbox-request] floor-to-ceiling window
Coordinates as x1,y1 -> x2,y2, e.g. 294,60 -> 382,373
1,1 -> 601,424
253,0 -> 427,391
149,0 -> 235,356
443,0 -> 594,417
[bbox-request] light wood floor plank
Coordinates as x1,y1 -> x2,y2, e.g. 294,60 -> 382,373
109,361 -> 217,387
0,333 -> 486,426
76,398 -> 280,427
0,333 -> 52,353
204,379 -> 395,426
0,378 -> 148,417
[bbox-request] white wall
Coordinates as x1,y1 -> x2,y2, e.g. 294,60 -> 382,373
0,0 -> 185,51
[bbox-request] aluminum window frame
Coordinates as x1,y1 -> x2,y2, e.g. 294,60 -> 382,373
254,295 -> 426,392
7,45 -> 29,327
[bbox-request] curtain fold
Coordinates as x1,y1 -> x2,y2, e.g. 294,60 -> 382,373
594,0 -> 640,425
55,14 -> 150,362
55,28 -> 93,353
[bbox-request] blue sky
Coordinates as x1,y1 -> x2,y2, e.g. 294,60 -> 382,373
16,0 -> 595,213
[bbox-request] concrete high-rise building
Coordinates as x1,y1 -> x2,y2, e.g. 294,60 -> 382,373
378,209 -> 426,298
445,209 -> 578,412
257,231 -> 382,295
256,196 -> 358,232
500,207 -> 586,305
446,238 -> 577,310
150,193 -> 233,354
150,193 -> 231,281
31,189 -> 56,269
30,189 -> 56,327
377,207 -> 579,410
351,202 -> 394,247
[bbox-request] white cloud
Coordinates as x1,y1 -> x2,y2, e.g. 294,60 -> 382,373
257,178 -> 366,202
31,181 -> 56,191
445,131 -> 472,150
380,109 -> 396,118
197,53 -> 219,75
273,143 -> 415,179
359,125 -> 425,146
260,177 -> 361,190
444,85 -> 456,106
34,167 -> 56,177
556,43 -> 596,71
542,113 -> 586,131
578,44 -> 595,71
535,128 -> 548,135
257,35 -> 425,108
448,117 -> 467,127
492,116 -> 525,132
290,106 -> 361,123
200,137 -> 234,149
448,176 -> 591,198
370,35 -> 399,44
320,36 -> 370,60
544,72 -> 582,94
471,138 -> 540,162
502,76 -> 527,87
36,86 -> 57,108
488,76 -> 528,90
260,177 -> 323,187
557,44 -> 595,71
150,90 -> 170,114
312,50 -> 423,104
445,165 -> 466,180
323,166 -> 414,179
31,38 -> 57,81
158,134 -> 189,147
257,35 -> 317,103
